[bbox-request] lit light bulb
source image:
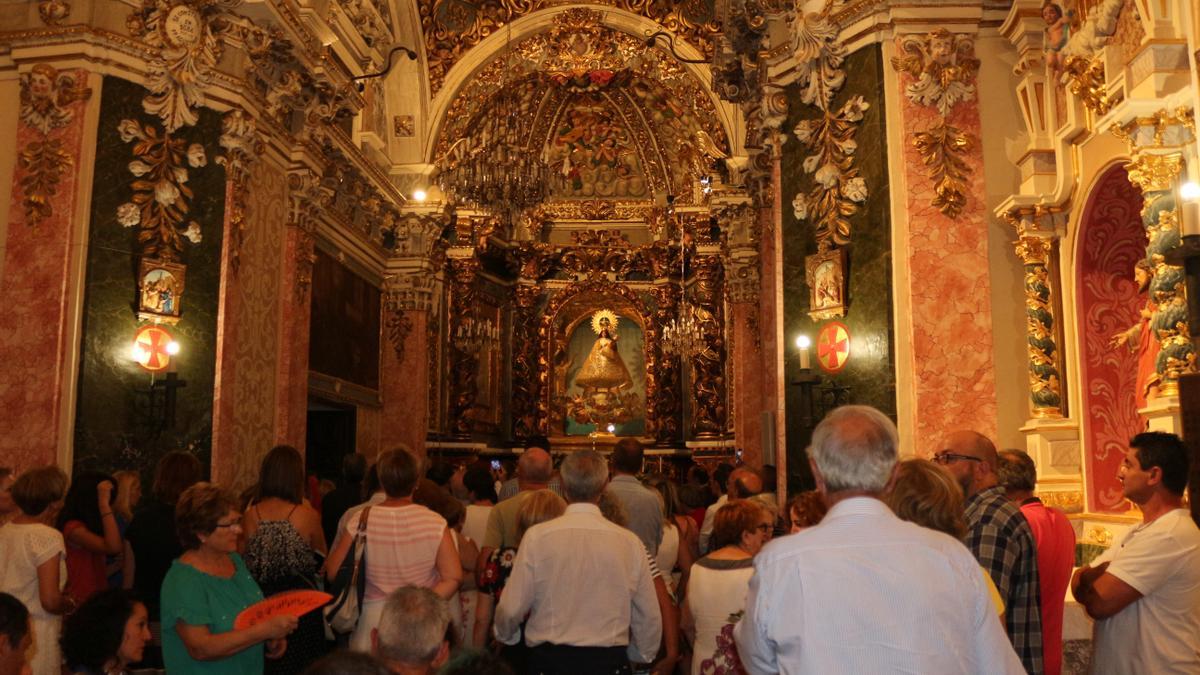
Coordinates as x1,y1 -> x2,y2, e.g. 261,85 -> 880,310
795,335 -> 811,349
606,423 -> 616,433
1181,181 -> 1200,202
166,340 -> 180,355
412,189 -> 427,202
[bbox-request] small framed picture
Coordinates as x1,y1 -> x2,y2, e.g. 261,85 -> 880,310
806,248 -> 847,321
138,258 -> 186,324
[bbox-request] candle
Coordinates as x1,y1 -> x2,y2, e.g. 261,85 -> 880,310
795,335 -> 812,370
1180,181 -> 1200,237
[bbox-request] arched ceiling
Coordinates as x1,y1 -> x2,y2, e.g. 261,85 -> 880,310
432,9 -> 730,205
418,0 -> 719,96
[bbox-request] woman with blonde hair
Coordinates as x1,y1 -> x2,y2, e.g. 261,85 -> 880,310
884,459 -> 1004,616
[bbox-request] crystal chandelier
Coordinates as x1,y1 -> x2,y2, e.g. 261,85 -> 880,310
453,316 -> 499,355
438,29 -> 550,220
661,207 -> 705,358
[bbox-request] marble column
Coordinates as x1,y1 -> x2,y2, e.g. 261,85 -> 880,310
380,252 -> 439,457
0,67 -> 96,470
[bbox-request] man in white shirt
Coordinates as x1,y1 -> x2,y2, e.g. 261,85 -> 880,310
734,405 -> 1023,674
494,450 -> 661,675
1072,431 -> 1200,674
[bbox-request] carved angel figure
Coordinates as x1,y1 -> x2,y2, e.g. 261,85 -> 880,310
891,29 -> 980,116
19,64 -> 91,135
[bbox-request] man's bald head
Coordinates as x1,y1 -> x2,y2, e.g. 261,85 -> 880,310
944,430 -> 998,467
940,430 -> 998,497
728,468 -> 763,500
518,447 -> 553,484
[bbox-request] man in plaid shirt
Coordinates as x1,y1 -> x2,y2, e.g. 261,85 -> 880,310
937,431 -> 1044,675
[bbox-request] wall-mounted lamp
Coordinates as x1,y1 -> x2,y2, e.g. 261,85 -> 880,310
350,45 -> 418,92
795,334 -> 812,370
412,188 -> 427,202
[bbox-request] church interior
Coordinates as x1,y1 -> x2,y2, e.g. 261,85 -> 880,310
2,0 -> 1200,657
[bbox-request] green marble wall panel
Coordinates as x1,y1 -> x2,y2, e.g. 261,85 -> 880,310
781,45 -> 896,491
73,76 -> 226,476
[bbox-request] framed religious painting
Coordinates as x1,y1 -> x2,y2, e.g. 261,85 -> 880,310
137,258 -> 186,324
806,248 -> 847,321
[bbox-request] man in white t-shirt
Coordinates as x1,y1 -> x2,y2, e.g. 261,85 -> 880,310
1072,431 -> 1200,674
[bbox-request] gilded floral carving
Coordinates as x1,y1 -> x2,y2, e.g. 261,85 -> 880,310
912,122 -> 974,219
787,3 -> 868,252
127,0 -> 241,131
17,65 -> 91,226
1062,56 -> 1119,116
791,96 -> 869,250
117,119 -> 206,261
891,30 -> 979,219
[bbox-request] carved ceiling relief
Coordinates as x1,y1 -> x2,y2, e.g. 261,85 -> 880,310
436,11 -> 728,208
420,1 -> 718,96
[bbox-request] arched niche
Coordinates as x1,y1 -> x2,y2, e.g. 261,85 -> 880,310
1073,163 -> 1146,514
541,279 -> 659,440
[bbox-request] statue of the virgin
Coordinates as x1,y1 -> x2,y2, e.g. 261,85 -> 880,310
575,310 -> 634,397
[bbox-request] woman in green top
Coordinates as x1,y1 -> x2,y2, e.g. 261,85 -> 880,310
160,483 -> 298,674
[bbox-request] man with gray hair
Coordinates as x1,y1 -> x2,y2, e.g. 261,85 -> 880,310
495,450 -> 661,675
998,449 -> 1075,675
735,406 -> 1022,673
372,586 -> 452,675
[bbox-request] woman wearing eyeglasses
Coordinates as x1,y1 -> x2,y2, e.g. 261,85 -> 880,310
682,499 -> 772,675
160,483 -> 298,674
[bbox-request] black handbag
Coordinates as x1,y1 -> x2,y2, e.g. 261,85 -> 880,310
324,506 -> 371,634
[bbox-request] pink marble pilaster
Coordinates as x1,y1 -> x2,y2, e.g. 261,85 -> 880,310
730,300 -> 766,468
380,309 -> 430,460
0,68 -> 92,471
273,224 -> 313,450
896,56 -> 999,451
211,179 -> 246,487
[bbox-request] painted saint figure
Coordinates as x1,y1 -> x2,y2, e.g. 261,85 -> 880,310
575,311 -> 633,398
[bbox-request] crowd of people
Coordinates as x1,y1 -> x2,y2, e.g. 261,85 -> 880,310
0,407 -> 1197,675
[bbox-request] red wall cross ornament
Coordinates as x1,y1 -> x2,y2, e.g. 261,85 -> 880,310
816,321 -> 850,373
